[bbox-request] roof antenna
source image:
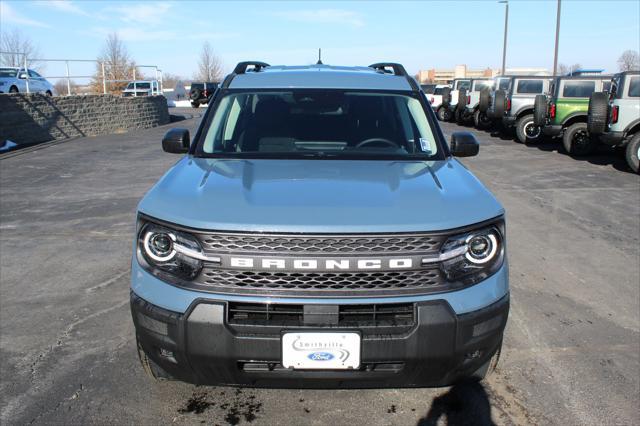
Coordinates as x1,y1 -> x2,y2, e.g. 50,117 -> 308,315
316,48 -> 323,65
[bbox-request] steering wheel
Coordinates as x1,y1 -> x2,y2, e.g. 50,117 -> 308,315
355,138 -> 399,149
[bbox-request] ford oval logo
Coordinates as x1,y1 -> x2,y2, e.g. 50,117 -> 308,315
307,352 -> 334,361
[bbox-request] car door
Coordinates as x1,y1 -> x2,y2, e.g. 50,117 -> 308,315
28,70 -> 43,93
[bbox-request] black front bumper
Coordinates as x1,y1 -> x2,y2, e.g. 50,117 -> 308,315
131,292 -> 509,388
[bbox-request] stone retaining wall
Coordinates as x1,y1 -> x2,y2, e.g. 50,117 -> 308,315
0,94 -> 170,146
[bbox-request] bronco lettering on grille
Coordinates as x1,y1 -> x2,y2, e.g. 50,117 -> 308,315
228,257 -> 414,271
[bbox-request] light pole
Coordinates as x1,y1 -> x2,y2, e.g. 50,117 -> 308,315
499,0 -> 509,76
553,0 -> 561,76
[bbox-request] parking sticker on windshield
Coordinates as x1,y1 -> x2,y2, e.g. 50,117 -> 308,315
419,138 -> 432,154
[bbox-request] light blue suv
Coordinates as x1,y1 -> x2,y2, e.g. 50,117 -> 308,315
130,62 -> 509,388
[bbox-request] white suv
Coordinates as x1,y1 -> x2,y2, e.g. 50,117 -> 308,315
588,71 -> 640,172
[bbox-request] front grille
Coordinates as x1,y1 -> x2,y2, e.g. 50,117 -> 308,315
179,230 -> 451,296
197,268 -> 445,296
199,233 -> 443,254
228,302 -> 415,330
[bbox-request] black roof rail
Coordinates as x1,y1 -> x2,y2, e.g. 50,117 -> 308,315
368,62 -> 419,92
233,61 -> 270,74
369,63 -> 407,76
221,61 -> 270,89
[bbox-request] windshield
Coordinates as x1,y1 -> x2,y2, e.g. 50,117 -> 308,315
0,68 -> 18,78
198,90 -> 439,159
127,82 -> 151,89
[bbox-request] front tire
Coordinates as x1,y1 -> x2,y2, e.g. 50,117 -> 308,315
470,342 -> 502,381
191,102 -> 199,108
625,134 -> 640,173
9,86 -> 18,93
45,90 -> 52,96
137,338 -> 172,381
515,114 -> 542,144
563,122 -> 596,156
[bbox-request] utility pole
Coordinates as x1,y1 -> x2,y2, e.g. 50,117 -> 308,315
499,0 -> 509,76
553,0 -> 561,76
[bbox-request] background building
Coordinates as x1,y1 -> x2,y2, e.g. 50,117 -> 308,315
416,65 -> 495,84
416,65 -> 551,83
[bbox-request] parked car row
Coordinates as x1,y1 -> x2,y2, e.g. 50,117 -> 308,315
426,71 -> 640,173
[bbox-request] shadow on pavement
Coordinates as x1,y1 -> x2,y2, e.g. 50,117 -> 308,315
417,382 -> 495,426
525,139 -> 634,174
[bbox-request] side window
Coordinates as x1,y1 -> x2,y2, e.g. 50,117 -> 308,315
562,81 -> 595,97
628,77 -> 640,97
516,80 -> 543,94
474,81 -> 492,91
28,70 -> 41,78
458,81 -> 471,91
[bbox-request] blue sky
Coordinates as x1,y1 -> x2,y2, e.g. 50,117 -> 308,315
1,0 -> 639,82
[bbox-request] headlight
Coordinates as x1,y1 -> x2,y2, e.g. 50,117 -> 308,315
137,222 -> 205,280
428,221 -> 505,287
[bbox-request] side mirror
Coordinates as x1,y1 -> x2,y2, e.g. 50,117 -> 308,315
19,73 -> 28,79
162,128 -> 190,154
450,131 -> 479,157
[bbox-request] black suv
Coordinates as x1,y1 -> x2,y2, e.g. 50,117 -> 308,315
189,82 -> 219,108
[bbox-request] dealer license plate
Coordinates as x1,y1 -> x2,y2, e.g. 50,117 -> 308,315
282,332 -> 360,370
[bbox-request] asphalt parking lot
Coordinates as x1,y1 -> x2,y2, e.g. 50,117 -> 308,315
1,108 -> 638,425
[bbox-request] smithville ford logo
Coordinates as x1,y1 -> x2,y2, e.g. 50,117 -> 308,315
228,257 -> 414,271
307,352 -> 335,361
292,337 -> 351,362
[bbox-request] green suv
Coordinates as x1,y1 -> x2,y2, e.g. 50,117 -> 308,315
588,71 -> 640,173
534,76 -> 611,155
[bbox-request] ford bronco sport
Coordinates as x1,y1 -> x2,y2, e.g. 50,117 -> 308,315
489,76 -> 553,143
534,75 -> 611,156
130,62 -> 509,388
588,71 -> 640,172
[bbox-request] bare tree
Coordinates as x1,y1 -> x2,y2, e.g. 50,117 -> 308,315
195,42 -> 224,82
161,72 -> 184,89
617,50 -> 640,72
93,32 -> 137,93
53,79 -> 77,96
0,29 -> 42,70
558,63 -> 582,76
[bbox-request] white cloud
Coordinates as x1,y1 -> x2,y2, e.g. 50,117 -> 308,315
0,2 -> 51,28
88,26 -> 238,43
36,1 -> 89,16
107,2 -> 173,25
273,9 -> 365,28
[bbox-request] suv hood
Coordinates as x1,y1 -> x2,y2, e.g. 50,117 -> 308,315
138,157 -> 504,233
